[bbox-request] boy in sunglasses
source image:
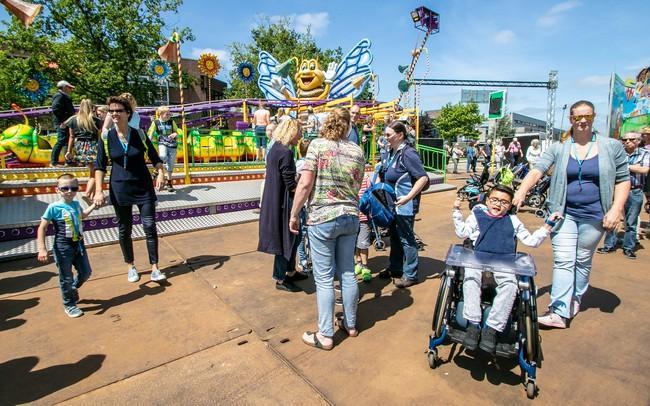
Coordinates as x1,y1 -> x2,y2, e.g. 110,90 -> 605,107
452,185 -> 560,354
37,174 -> 98,318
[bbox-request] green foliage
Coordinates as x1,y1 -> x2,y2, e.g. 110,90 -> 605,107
0,0 -> 193,108
226,17 -> 344,99
495,112 -> 516,138
433,102 -> 484,140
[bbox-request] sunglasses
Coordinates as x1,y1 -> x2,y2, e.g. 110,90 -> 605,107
621,137 -> 638,142
571,114 -> 594,123
487,197 -> 512,206
59,186 -> 79,192
109,109 -> 126,114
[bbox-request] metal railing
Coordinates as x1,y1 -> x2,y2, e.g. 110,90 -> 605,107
417,144 -> 447,181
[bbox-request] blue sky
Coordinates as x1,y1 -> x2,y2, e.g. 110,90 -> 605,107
2,1 -> 649,132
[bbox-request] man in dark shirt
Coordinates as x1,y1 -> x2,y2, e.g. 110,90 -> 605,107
348,104 -> 360,145
50,80 -> 75,166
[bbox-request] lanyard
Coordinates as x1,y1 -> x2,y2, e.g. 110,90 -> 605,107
118,129 -> 131,168
571,135 -> 595,188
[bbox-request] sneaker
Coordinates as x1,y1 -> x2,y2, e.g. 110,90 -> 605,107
569,298 -> 580,319
596,246 -> 616,254
150,269 -> 167,282
360,267 -> 372,282
354,263 -> 363,275
64,305 -> 83,318
127,266 -> 140,283
479,326 -> 498,354
394,277 -> 418,289
276,280 -> 301,292
538,310 -> 566,329
623,249 -> 637,259
463,323 -> 480,350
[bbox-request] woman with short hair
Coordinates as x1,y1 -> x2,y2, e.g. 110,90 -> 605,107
258,118 -> 306,292
289,107 -> 365,350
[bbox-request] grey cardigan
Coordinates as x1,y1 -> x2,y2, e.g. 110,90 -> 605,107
534,135 -> 629,215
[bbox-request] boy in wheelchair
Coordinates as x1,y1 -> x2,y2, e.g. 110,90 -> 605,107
452,185 -> 560,354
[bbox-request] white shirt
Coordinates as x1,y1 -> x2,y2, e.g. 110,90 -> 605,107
452,205 -> 549,248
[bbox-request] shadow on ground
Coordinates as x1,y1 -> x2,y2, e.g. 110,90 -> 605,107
537,284 -> 621,314
0,297 -> 40,331
0,354 -> 106,405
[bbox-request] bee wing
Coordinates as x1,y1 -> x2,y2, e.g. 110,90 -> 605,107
257,51 -> 295,100
329,39 -> 373,99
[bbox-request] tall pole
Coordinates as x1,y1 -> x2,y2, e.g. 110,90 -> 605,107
174,32 -> 190,185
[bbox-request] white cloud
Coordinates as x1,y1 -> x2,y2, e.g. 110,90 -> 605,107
189,47 -> 232,72
537,1 -> 581,27
577,75 -> 611,87
494,30 -> 515,44
266,12 -> 330,36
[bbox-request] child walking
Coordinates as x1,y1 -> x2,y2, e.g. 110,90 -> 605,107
37,174 -> 98,318
452,185 -> 560,354
355,172 -> 372,281
147,106 -> 179,192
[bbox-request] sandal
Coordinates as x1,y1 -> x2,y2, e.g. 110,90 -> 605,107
302,331 -> 333,351
336,317 -> 359,337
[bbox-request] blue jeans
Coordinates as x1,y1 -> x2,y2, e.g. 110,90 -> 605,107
549,214 -> 604,318
158,144 -> 177,175
296,209 -> 309,265
52,240 -> 92,307
388,215 -> 419,281
308,215 -> 359,337
603,189 -> 644,251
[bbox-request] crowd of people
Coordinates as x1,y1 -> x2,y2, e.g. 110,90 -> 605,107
38,85 -> 649,356
446,136 -> 538,174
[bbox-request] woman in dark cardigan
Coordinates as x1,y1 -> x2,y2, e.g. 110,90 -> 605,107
258,118 -> 307,292
93,95 -> 166,284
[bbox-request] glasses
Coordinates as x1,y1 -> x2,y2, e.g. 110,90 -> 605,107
59,186 -> 79,192
487,197 -> 512,206
571,114 -> 594,123
621,138 -> 638,142
109,109 -> 126,114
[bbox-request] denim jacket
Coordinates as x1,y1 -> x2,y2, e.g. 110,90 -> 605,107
534,135 -> 629,216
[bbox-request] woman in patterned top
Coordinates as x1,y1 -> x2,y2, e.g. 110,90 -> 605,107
289,107 -> 365,350
65,99 -> 102,203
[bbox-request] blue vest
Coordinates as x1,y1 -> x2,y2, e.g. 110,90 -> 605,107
473,208 -> 515,255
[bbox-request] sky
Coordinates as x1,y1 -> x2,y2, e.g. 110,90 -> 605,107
2,0 -> 649,133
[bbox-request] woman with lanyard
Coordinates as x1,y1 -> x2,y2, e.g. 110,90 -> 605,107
513,100 -> 630,329
94,95 -> 167,283
378,121 -> 429,288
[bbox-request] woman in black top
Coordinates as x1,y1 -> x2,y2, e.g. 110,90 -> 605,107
94,95 -> 166,283
65,98 -> 102,202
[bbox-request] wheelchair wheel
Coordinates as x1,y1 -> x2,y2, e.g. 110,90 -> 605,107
526,381 -> 537,399
432,271 -> 452,337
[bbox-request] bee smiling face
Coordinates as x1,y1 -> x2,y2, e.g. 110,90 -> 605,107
295,59 -> 325,91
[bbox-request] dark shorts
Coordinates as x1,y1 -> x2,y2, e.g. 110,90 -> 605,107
255,126 -> 267,148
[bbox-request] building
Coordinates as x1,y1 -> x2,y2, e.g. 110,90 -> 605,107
156,58 -> 227,105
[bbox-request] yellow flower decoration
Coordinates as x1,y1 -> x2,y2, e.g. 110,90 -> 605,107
198,53 -> 221,77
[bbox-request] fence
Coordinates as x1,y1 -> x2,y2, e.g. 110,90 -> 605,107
417,144 -> 447,181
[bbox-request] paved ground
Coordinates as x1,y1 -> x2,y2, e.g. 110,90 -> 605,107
1,176 -> 649,405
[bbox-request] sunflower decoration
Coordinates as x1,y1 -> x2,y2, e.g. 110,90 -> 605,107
18,72 -> 51,102
148,59 -> 172,83
237,61 -> 255,83
198,53 -> 221,78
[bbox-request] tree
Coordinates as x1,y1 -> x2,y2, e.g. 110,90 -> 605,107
433,102 -> 484,141
226,18 -> 373,100
495,112 -> 516,138
0,0 -> 193,108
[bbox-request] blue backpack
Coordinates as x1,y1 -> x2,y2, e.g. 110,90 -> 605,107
359,172 -> 397,227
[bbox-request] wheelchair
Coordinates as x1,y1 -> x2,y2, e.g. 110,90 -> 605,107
427,244 -> 543,399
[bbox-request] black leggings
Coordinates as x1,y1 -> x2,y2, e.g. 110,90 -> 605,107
113,201 -> 158,265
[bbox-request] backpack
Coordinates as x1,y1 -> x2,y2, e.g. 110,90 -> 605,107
359,172 -> 397,227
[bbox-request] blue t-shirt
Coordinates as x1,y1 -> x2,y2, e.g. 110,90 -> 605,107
565,155 -> 603,221
380,144 -> 427,216
42,201 -> 84,243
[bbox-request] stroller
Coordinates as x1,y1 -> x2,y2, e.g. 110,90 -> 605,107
522,174 -> 550,210
457,162 -> 491,208
427,244 -> 543,399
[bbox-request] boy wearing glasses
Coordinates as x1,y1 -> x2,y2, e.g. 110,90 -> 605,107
453,185 -> 560,354
37,174 -> 98,318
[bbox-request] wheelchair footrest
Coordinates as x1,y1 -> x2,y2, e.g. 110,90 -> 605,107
448,326 -> 518,358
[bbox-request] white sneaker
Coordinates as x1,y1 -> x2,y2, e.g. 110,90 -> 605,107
538,311 -> 566,329
570,298 -> 580,319
64,305 -> 83,318
127,266 -> 140,283
150,269 -> 167,282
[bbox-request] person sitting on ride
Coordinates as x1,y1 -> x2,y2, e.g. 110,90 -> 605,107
452,185 -> 560,354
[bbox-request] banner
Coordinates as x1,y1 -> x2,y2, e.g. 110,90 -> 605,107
608,67 -> 650,137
